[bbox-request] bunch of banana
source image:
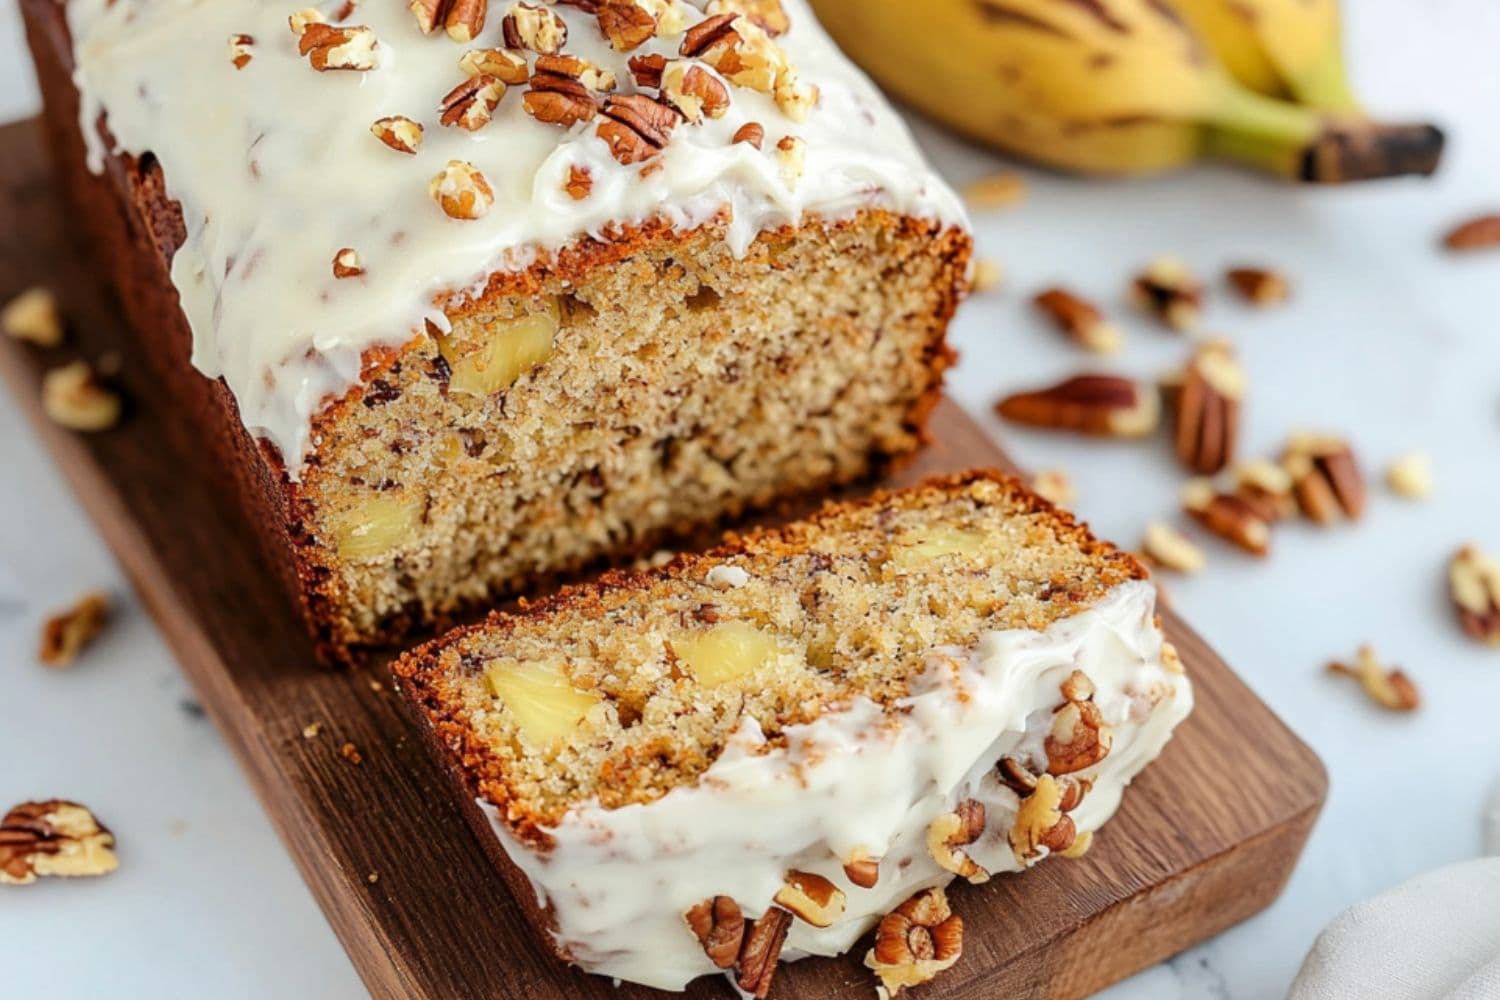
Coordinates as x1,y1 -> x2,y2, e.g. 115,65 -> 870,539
808,0 -> 1442,182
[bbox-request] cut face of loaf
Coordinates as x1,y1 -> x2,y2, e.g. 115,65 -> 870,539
299,210 -> 964,652
395,471 -> 1193,993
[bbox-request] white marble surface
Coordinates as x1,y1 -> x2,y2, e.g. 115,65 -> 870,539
2,2 -> 1498,997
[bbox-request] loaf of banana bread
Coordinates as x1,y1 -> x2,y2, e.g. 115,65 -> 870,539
22,0 -> 969,659
395,471 -> 1193,994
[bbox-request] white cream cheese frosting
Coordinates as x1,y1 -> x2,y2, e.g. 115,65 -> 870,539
478,579 -> 1192,992
62,0 -> 967,474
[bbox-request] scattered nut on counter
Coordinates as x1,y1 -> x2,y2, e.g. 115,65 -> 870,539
1130,256 -> 1203,332
1225,266 -> 1289,307
1448,546 -> 1500,645
1281,432 -> 1366,524
1232,459 -> 1296,522
1442,213 -> 1500,252
962,171 -> 1025,210
1167,339 -> 1245,475
1183,479 -> 1270,557
0,800 -> 118,886
1385,452 -> 1433,499
1327,646 -> 1420,713
996,374 -> 1160,438
1032,287 -> 1121,353
1142,520 -> 1206,574
2,287 -> 64,346
38,591 -> 110,667
971,258 -> 1003,293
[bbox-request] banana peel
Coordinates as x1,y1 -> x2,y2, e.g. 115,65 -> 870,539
807,0 -> 1442,182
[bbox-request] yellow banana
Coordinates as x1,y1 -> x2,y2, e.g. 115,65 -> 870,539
1170,0 -> 1357,110
808,0 -> 1441,181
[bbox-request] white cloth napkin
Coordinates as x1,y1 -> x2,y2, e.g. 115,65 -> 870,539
1288,855 -> 1500,999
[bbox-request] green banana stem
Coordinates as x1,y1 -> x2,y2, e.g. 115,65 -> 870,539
1205,85 -> 1444,182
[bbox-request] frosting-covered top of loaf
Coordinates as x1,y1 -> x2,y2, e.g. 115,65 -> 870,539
65,0 -> 967,472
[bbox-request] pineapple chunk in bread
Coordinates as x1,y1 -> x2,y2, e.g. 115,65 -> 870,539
395,471 -> 1192,992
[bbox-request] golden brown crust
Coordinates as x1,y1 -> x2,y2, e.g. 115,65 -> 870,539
394,469 -> 1144,848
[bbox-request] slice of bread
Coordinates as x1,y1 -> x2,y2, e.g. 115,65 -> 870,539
396,471 -> 1192,994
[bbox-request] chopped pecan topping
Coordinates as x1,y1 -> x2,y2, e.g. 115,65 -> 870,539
774,870 -> 847,927
1131,256 -> 1203,331
1058,669 -> 1094,703
774,134 -> 805,184
39,592 -> 110,667
1226,266 -> 1289,306
1,800 -> 118,885
995,756 -> 1038,797
299,23 -> 379,71
502,2 -> 568,54
408,0 -> 452,34
1045,682 -> 1113,774
1450,546 -> 1500,645
332,247 -> 365,279
865,886 -> 963,997
429,159 -> 494,220
680,12 -> 738,58
1443,213 -> 1500,252
660,60 -> 731,123
288,7 -> 325,36
597,94 -> 678,163
440,73 -> 507,130
1384,452 -> 1432,500
597,0 -> 664,51
444,0 -> 488,42
773,68 -> 818,121
371,115 -> 424,154
732,121 -> 765,148
996,374 -> 1160,438
228,33 -> 255,70
1028,469 -> 1075,508
1282,432 -> 1366,524
1170,340 -> 1244,475
681,12 -> 782,93
736,907 -> 792,998
1328,645 -> 1420,712
628,52 -> 666,87
1033,287 -> 1121,353
1142,520 -> 1206,574
1010,773 -> 1077,862
524,55 -> 614,126
710,0 -> 790,36
42,361 -> 121,432
926,799 -> 988,883
1182,479 -> 1270,556
842,853 -> 880,889
564,164 -> 593,200
459,46 -> 529,84
1232,459 -> 1296,522
2,287 -> 64,347
685,895 -> 745,969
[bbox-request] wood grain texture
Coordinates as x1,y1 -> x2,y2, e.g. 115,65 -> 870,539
0,116 -> 1326,1000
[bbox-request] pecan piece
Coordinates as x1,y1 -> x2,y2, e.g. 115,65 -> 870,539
1328,645 -> 1420,712
773,69 -> 818,122
1232,459 -> 1296,522
597,94 -> 678,164
660,60 -> 731,123
458,47 -> 529,84
1443,213 -> 1500,252
440,73 -> 507,130
996,374 -> 1160,438
1385,452 -> 1432,500
926,799 -> 988,883
681,12 -> 782,93
1010,773 -> 1077,862
371,115 -> 423,154
1169,340 -> 1245,475
408,0 -> 453,34
1182,479 -> 1270,556
628,52 -> 666,88
1226,266 -> 1289,306
1449,546 -> 1500,645
1141,520 -> 1206,573
1045,690 -> 1113,775
42,361 -> 121,432
1033,287 -> 1121,353
1282,432 -> 1366,523
597,0 -> 662,51
564,165 -> 593,200
710,0 -> 790,36
1130,256 -> 1202,331
1,800 -> 118,885
995,756 -> 1038,797
842,853 -> 880,889
332,247 -> 365,279
865,886 -> 963,997
684,895 -> 744,969
502,2 -> 567,54
732,121 -> 765,148
298,23 -> 379,71
524,55 -> 614,127
774,134 -> 805,184
288,7 -> 325,36
2,287 -> 64,347
39,591 -> 110,666
228,33 -> 255,70
736,907 -> 792,998
444,0 -> 487,42
774,870 -> 847,927
429,160 -> 494,220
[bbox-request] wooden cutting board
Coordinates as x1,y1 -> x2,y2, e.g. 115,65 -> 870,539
0,116 -> 1325,1000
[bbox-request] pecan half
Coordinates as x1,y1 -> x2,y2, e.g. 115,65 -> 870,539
332,247 -> 365,279
995,756 -> 1038,797
1170,340 -> 1244,475
408,0 -> 453,34
628,52 -> 666,87
1033,287 -> 1121,353
1282,432 -> 1366,524
1010,773 -> 1077,862
842,853 -> 880,889
440,74 -> 507,130
429,160 -> 494,220
681,12 -> 782,93
1328,645 -> 1420,712
1182,479 -> 1270,556
1045,685 -> 1112,774
1232,459 -> 1296,522
773,870 -> 847,927
1443,213 -> 1500,252
710,0 -> 790,36
444,0 -> 487,42
458,47 -> 529,84
1141,520 -> 1206,574
597,94 -> 677,163
865,886 -> 963,997
996,374 -> 1160,438
1130,256 -> 1202,331
2,287 -> 63,347
597,0 -> 661,51
1450,546 -> 1500,645
732,121 -> 765,148
371,115 -> 423,154
524,55 -> 614,126
1,800 -> 118,885
926,799 -> 988,883
228,33 -> 254,70
39,592 -> 109,667
298,23 -> 379,71
503,2 -> 567,54
42,361 -> 121,432
685,895 -> 745,969
1226,266 -> 1289,306
660,60 -> 731,123
736,907 -> 792,998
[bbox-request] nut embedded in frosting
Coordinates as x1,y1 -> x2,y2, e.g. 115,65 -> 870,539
429,159 -> 494,220
297,23 -> 379,72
